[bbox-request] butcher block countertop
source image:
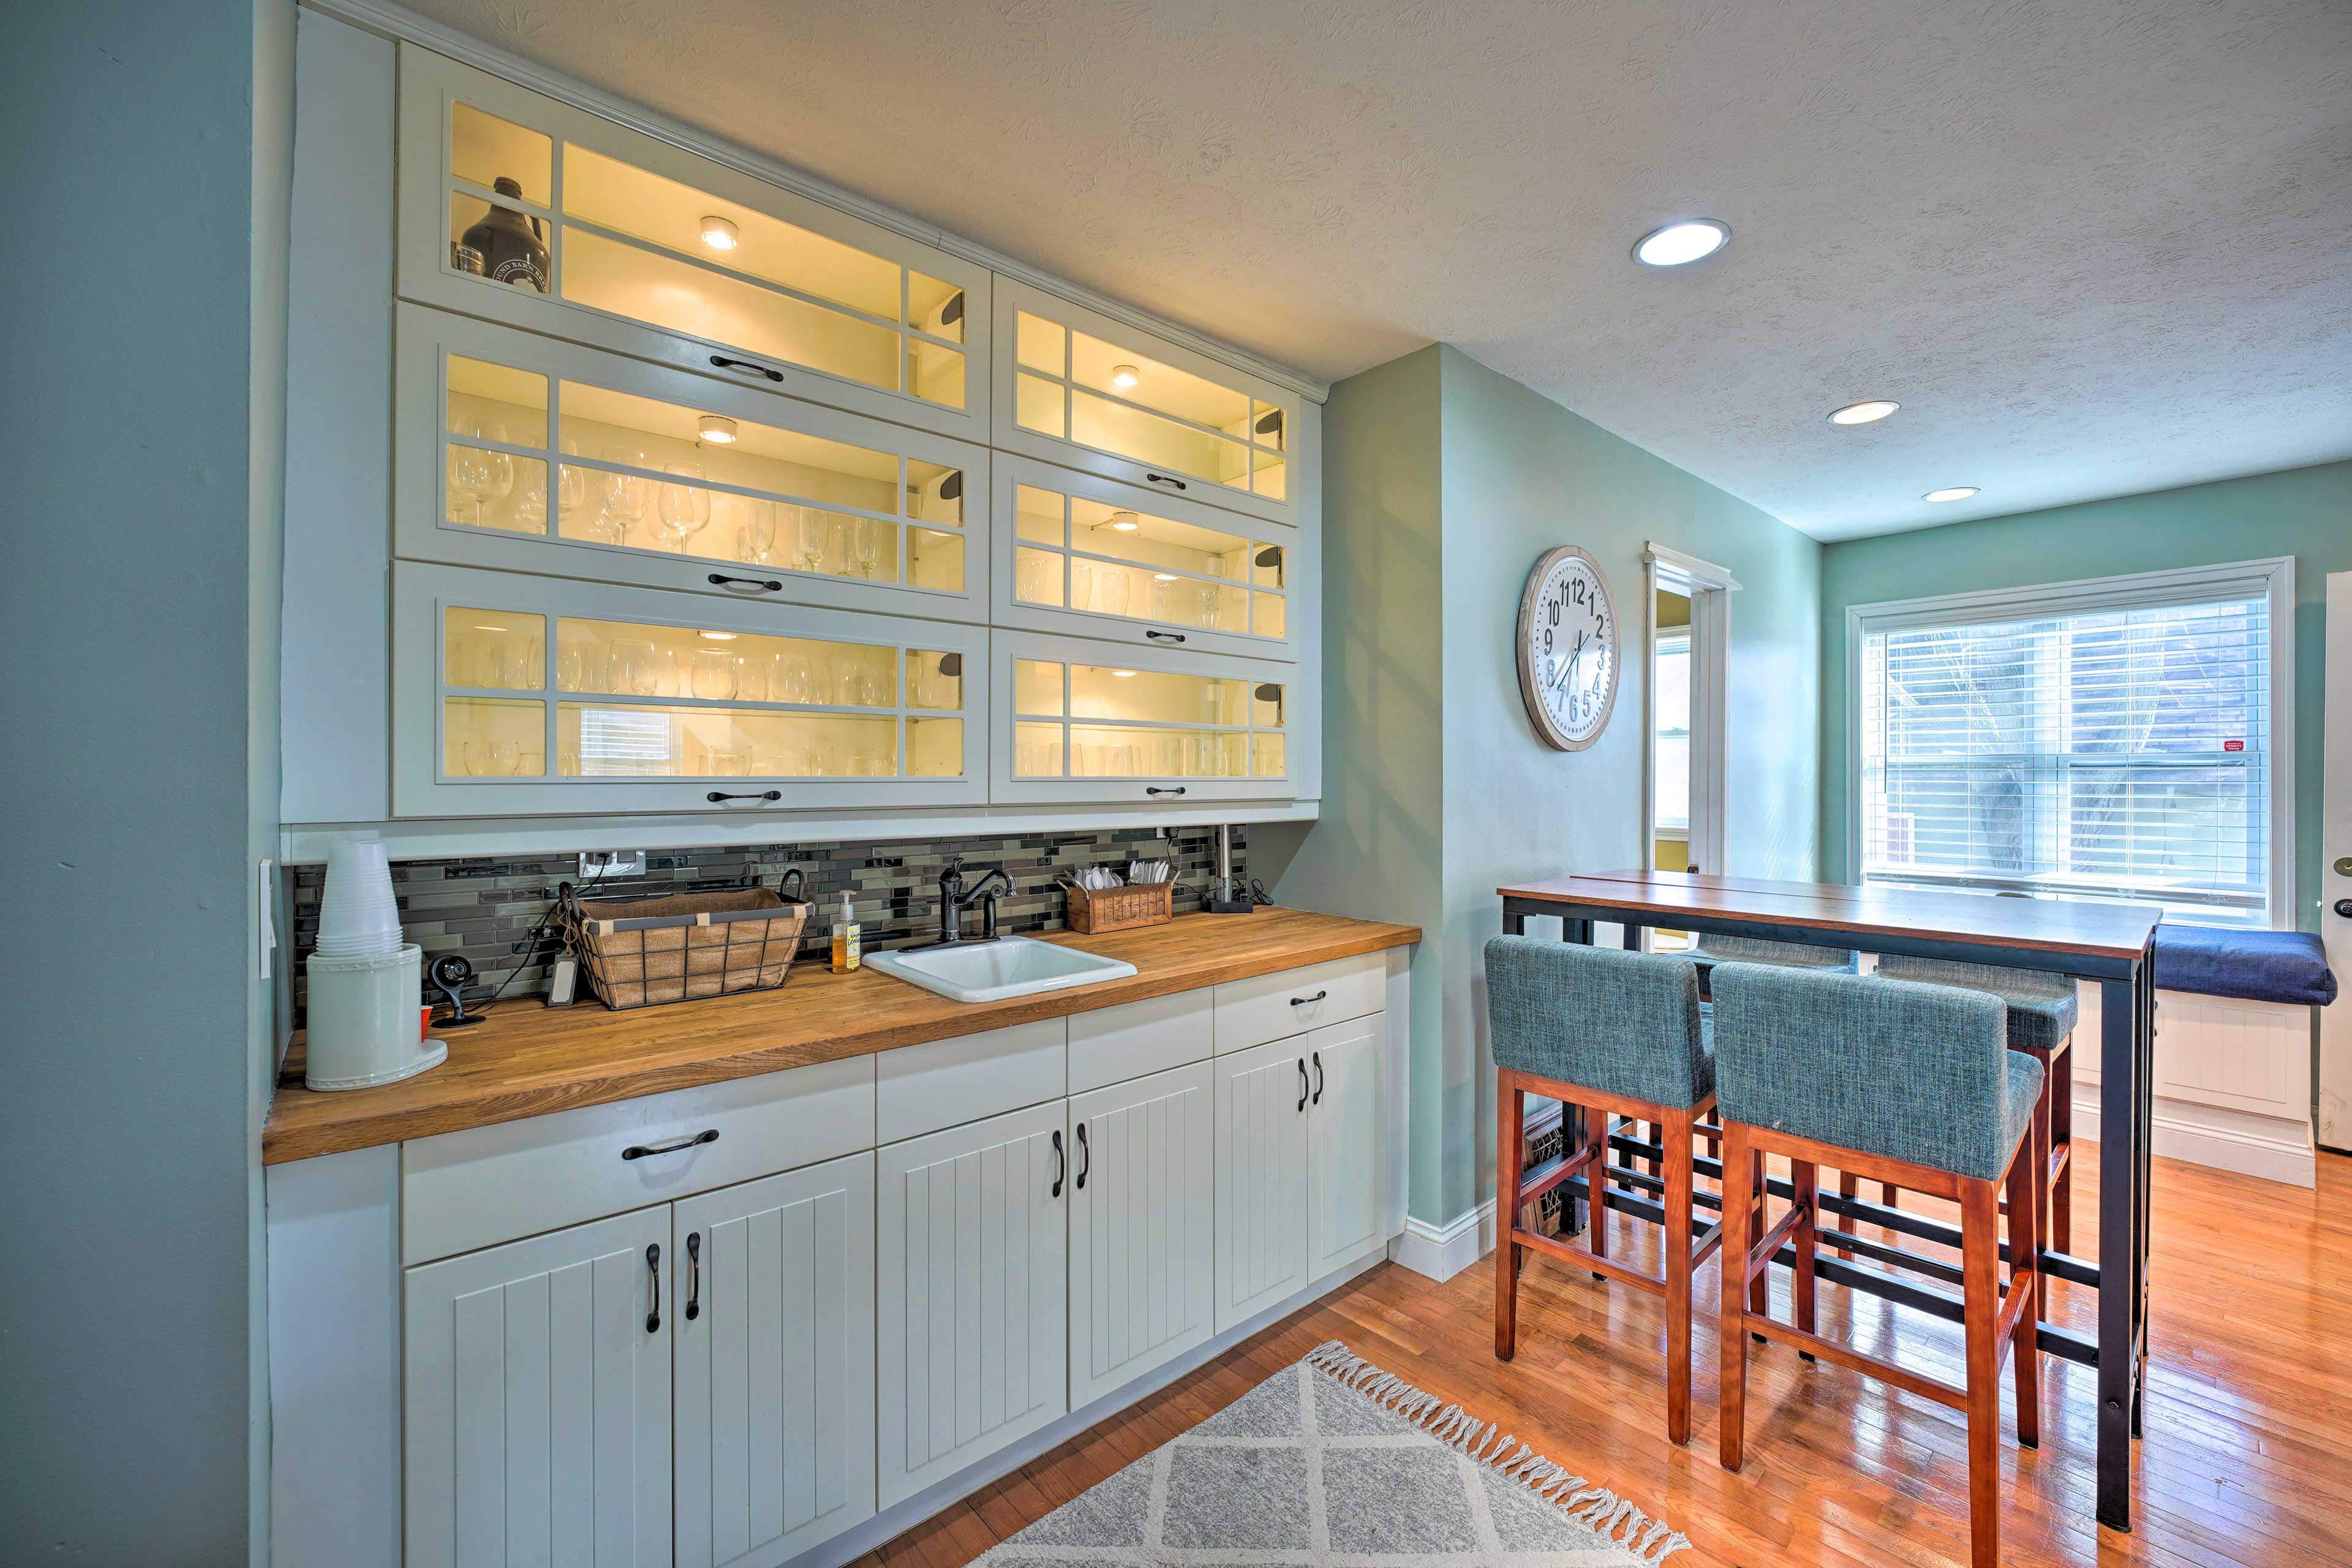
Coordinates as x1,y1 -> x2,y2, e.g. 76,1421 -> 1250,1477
265,908 -> 1419,1164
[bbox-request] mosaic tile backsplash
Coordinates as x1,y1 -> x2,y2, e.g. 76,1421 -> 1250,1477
290,826 -> 1246,1021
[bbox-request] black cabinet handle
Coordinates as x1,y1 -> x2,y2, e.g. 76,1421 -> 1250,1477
1312,1051 -> 1324,1105
1297,1058 -> 1308,1113
711,354 -> 783,382
1075,1123 -> 1090,1190
644,1243 -> 662,1334
684,1232 -> 701,1321
1146,786 -> 1186,797
706,790 -> 783,803
622,1128 -> 719,1160
2337,899 -> 2352,918
1050,1129 -> 1066,1197
1145,472 -> 1187,491
1144,630 -> 1186,643
707,572 -> 785,592
1289,990 -> 1327,1008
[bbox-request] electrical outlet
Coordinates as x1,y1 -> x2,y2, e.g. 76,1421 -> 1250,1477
579,850 -> 646,880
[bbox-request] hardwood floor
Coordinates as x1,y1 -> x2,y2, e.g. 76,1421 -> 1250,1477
856,1142 -> 2352,1568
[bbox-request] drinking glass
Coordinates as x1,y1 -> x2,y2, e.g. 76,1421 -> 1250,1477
826,515 -> 851,576
511,464 -> 546,528
608,638 -> 659,696
447,428 -> 513,527
599,448 -> 650,546
1101,568 -> 1130,619
463,739 -> 522,776
557,644 -> 593,692
689,649 -> 737,701
735,499 -> 777,565
707,748 -> 750,777
656,464 -> 711,553
1149,576 -> 1173,622
1196,584 -> 1221,628
556,439 -> 589,527
1017,552 -> 1049,603
1071,559 -> 1094,612
832,654 -> 862,707
796,507 -> 827,573
777,652 -> 812,704
854,518 -> 883,579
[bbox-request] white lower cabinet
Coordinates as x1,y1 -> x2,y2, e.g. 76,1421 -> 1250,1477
876,1102 -> 1069,1508
1067,1061 -> 1216,1406
1306,1014 -> 1387,1277
1212,1038 -> 1313,1330
404,1205 -> 674,1568
673,1155 -> 876,1568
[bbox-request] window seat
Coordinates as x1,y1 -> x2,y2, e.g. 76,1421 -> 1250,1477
2152,925 -> 2337,1008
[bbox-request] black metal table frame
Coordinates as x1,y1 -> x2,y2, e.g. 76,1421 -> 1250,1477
1501,894 -> 2154,1533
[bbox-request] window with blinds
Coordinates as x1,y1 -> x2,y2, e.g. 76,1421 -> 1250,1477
1858,589 -> 2275,926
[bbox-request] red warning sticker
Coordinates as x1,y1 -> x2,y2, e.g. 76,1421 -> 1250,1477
2223,740 -> 2245,752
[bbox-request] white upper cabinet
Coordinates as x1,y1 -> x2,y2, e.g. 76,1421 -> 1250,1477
396,305 -> 988,624
992,632 -> 1297,807
396,46 -> 990,442
993,455 -> 1295,663
992,278 -> 1300,529
394,562 -> 988,818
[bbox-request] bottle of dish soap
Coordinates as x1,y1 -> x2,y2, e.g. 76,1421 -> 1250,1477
829,892 -> 862,973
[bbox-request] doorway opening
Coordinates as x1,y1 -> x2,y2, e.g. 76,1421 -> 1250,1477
1642,545 -> 1738,951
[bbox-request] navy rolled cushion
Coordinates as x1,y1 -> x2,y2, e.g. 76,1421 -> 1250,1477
2151,925 -> 2337,1006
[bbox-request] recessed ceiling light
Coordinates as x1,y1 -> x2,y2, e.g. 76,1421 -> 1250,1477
1632,219 -> 1730,267
1828,399 -> 1900,426
697,415 -> 739,445
1110,363 -> 1140,390
1923,486 -> 1979,503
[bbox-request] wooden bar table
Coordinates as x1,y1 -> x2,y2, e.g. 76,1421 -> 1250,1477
1497,869 -> 2160,1534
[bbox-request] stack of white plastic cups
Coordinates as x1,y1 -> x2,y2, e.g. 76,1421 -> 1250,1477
305,839 -> 441,1090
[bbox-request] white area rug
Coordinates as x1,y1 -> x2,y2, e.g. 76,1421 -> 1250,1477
971,1340 -> 1689,1566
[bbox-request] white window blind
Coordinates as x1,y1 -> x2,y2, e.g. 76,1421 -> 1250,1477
1858,587 -> 2277,927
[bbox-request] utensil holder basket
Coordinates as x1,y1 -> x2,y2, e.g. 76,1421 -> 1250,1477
559,873 -> 811,1011
1065,880 -> 1174,935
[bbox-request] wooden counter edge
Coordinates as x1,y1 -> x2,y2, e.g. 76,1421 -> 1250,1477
264,914 -> 1420,1165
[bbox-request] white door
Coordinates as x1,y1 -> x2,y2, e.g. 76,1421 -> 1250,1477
2320,571 -> 2352,1152
1307,1013 -> 1387,1278
404,1205 -> 673,1568
876,1102 -> 1068,1508
1068,1061 -> 1216,1407
1213,1036 -> 1311,1332
673,1153 -> 876,1568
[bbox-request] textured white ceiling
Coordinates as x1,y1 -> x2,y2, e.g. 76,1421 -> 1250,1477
396,0 -> 2352,540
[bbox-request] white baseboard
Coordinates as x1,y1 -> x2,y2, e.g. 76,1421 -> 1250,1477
2071,1090 -> 2316,1189
1390,1198 -> 1497,1282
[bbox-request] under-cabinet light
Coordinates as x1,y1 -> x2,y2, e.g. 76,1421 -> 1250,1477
698,631 -> 738,641
699,215 -> 740,251
1110,364 -> 1140,390
697,415 -> 739,445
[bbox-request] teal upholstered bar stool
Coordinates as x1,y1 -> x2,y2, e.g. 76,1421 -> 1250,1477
1659,936 -> 1860,1174
1486,936 -> 1722,1445
1711,963 -> 2043,1568
1873,956 -> 2079,1254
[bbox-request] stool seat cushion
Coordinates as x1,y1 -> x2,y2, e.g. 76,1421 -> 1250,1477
1873,955 -> 2078,1054
1484,936 -> 1711,1109
1688,935 -> 1861,971
1711,963 -> 2046,1182
2153,924 -> 2338,1006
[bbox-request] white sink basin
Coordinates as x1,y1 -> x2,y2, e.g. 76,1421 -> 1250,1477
864,935 -> 1138,1004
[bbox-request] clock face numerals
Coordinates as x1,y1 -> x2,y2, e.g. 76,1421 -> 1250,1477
1517,548 -> 1618,750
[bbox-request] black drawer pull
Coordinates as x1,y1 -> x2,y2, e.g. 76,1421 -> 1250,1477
1297,1058 -> 1308,1113
1144,630 -> 1186,643
1145,786 -> 1186,797
644,1243 -> 662,1334
622,1128 -> 719,1160
1290,990 -> 1327,1007
711,354 -> 783,382
707,572 -> 784,592
1145,472 -> 1187,491
706,790 -> 783,803
684,1232 -> 702,1321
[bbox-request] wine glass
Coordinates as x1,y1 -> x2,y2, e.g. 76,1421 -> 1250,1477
598,448 -> 649,546
656,464 -> 711,554
796,508 -> 827,574
1071,559 -> 1095,612
826,515 -> 850,576
447,428 -> 513,527
854,518 -> 883,579
1101,568 -> 1130,619
463,739 -> 522,776
832,654 -> 862,707
778,652 -> 812,704
734,499 -> 776,565
608,638 -> 660,696
690,649 -> 737,701
511,464 -> 547,529
555,439 -> 590,529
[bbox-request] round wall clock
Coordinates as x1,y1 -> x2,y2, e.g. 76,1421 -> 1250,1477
1515,546 -> 1619,751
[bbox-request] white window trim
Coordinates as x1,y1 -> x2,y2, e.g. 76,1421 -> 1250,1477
1844,556 -> 2296,929
1642,543 -> 1737,877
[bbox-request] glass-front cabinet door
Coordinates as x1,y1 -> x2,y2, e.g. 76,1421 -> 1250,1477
992,279 -> 1300,529
991,633 -> 1293,805
396,46 -> 989,442
394,563 -> 986,816
994,456 -> 1295,663
394,306 -> 986,621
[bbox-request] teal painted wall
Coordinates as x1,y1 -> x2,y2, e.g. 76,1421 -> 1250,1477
1264,345 -> 1821,1230
1819,460 -> 2352,929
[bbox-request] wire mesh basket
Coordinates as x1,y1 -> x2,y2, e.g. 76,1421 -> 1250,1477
557,870 -> 811,1011
1064,878 -> 1174,935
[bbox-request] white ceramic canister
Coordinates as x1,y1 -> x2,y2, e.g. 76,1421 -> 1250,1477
304,943 -> 447,1090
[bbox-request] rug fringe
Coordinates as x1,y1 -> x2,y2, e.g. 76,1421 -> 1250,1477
1303,1340 -> 1691,1563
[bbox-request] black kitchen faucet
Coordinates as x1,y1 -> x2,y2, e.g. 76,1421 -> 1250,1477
927,858 -> 1009,948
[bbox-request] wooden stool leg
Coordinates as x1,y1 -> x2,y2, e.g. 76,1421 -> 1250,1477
2027,1050 -> 2053,1299
1586,1106 -> 1611,1280
1880,1181 -> 1901,1209
2050,1042 -> 2074,1254
1834,1170 -> 1857,1259
1644,1120 -> 1663,1178
2007,1133 -> 2041,1450
1662,1107 -> 1695,1444
1959,1178 -> 2003,1568
1494,1069 -> 1525,1361
1718,1120 -> 1753,1471
1747,1150 -> 1768,1321
1790,1159 -> 1818,1349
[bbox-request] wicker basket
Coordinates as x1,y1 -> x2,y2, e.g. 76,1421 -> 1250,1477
559,873 -> 812,1011
1065,879 -> 1174,935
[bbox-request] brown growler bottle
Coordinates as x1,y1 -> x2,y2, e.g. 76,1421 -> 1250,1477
461,176 -> 549,293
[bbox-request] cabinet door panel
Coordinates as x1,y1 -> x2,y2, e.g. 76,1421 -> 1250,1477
405,1206 -> 671,1568
876,1103 -> 1068,1507
674,1153 -> 876,1568
1213,1038 -> 1311,1331
1068,1061 -> 1215,1406
1308,1014 -> 1387,1278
